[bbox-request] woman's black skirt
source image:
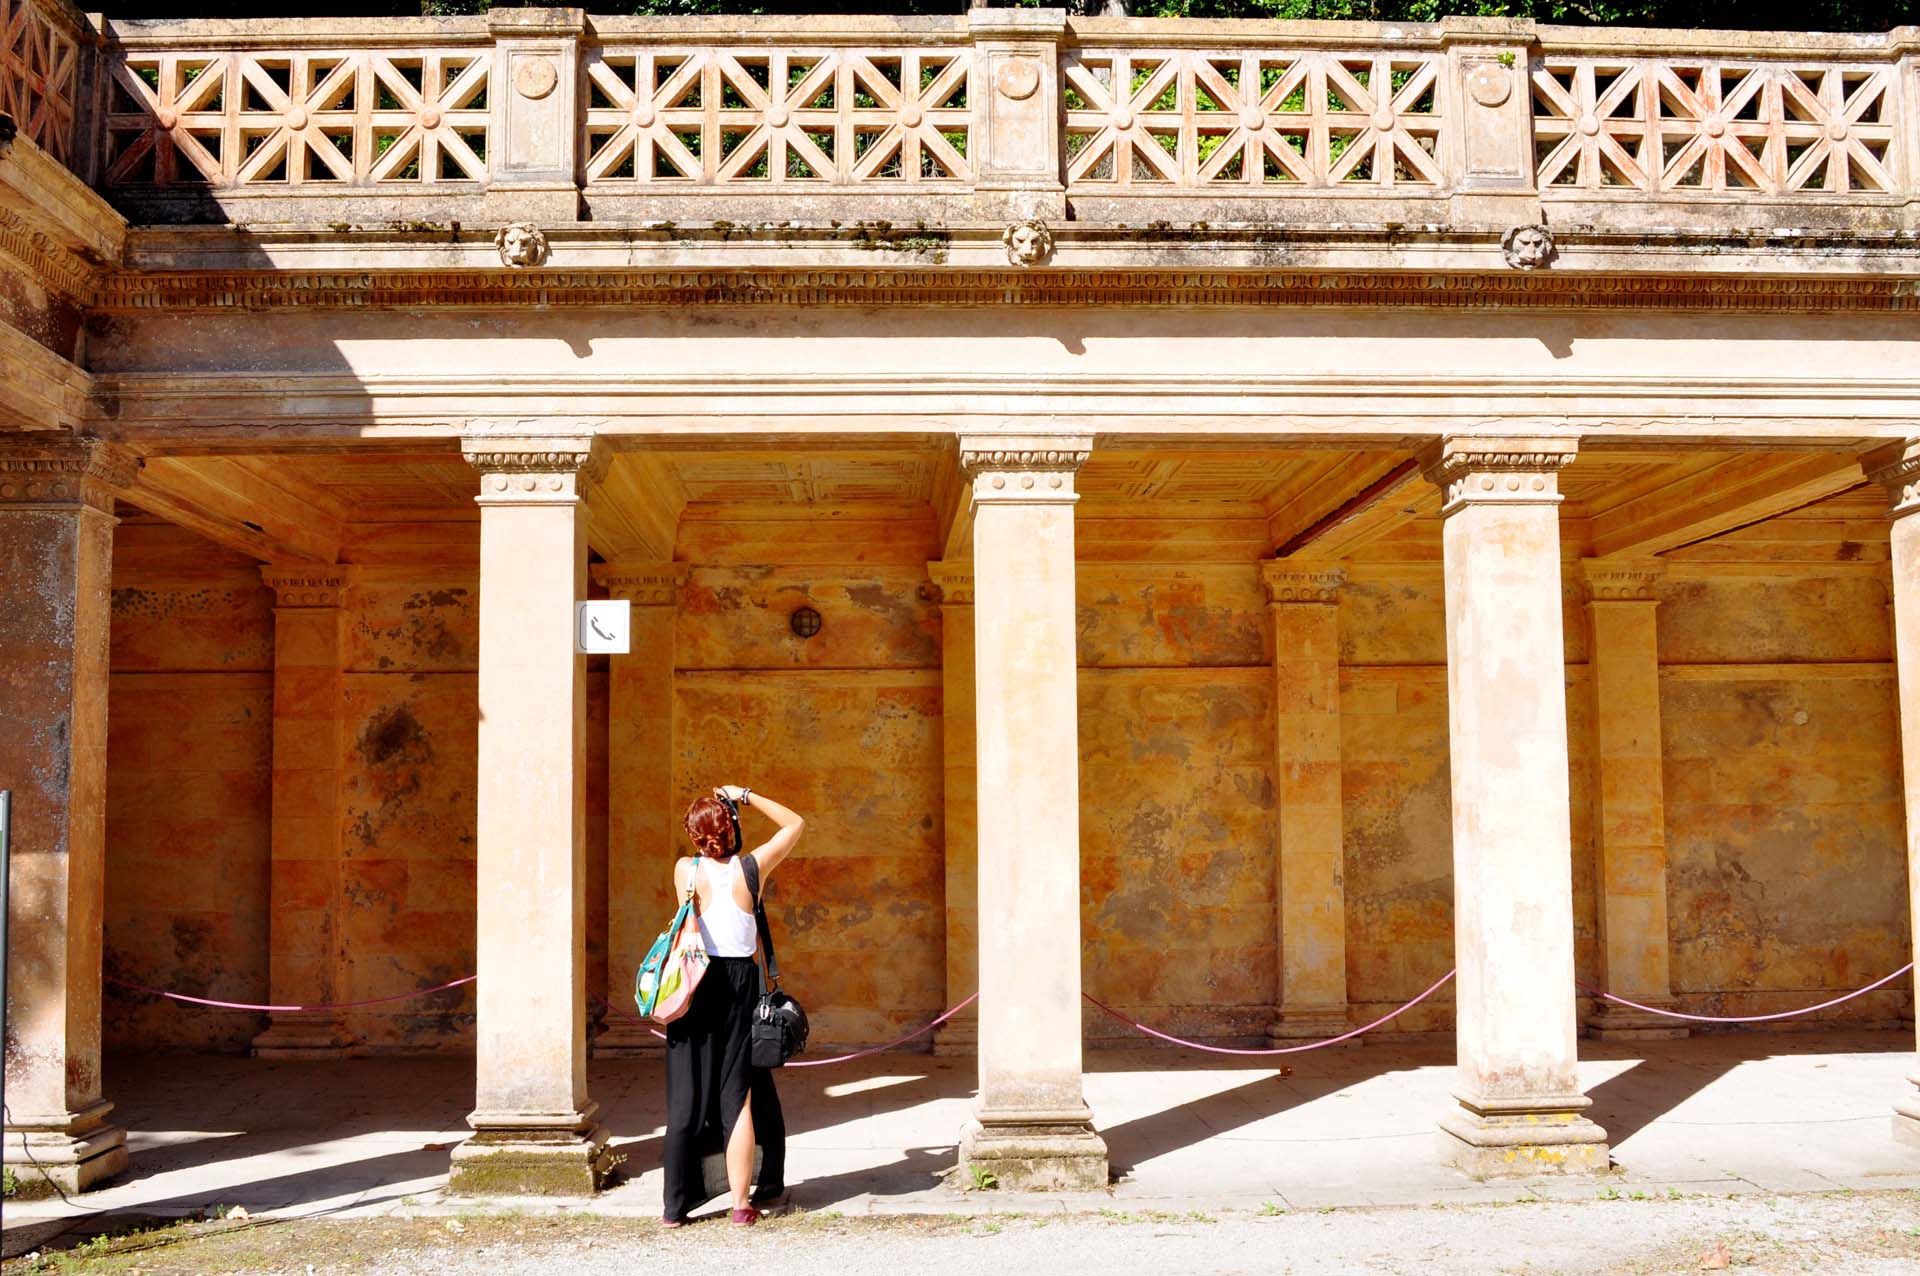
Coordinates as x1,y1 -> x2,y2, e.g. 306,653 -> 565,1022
661,955 -> 784,1218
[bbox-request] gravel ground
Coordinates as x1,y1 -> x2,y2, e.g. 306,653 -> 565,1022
7,1191 -> 1920,1276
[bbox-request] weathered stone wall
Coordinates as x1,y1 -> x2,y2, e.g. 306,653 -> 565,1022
98,512 -> 1909,1053
104,520 -> 273,1050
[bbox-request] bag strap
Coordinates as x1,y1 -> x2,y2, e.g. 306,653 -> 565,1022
740,853 -> 780,990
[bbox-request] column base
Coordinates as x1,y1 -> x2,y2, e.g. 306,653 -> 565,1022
959,1106 -> 1108,1191
252,1016 -> 355,1060
590,1021 -> 665,1057
1437,1093 -> 1610,1179
3,1100 -> 130,1197
1584,998 -> 1689,1041
931,1018 -> 978,1058
448,1106 -> 612,1197
1267,1006 -> 1357,1047
1892,1074 -> 1920,1151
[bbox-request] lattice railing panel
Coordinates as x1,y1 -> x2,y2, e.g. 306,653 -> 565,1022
1061,48 -> 1444,190
1,0 -> 80,163
582,45 -> 970,186
1532,58 -> 1898,196
102,48 -> 490,188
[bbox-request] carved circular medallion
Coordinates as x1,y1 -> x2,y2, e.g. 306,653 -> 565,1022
1705,115 -> 1725,138
1111,107 -> 1134,131
1465,62 -> 1512,108
1576,114 -> 1600,137
633,102 -> 656,128
765,104 -> 790,128
899,102 -> 923,128
420,107 -> 442,130
286,106 -> 308,130
1371,108 -> 1394,132
995,59 -> 1040,101
156,108 -> 177,129
1828,119 -> 1848,141
1240,106 -> 1265,131
514,56 -> 559,101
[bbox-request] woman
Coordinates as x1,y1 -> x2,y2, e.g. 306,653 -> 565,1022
662,783 -> 805,1227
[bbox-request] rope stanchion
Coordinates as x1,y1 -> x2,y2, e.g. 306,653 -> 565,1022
1083,969 -> 1456,1056
106,973 -> 475,1013
1577,962 -> 1913,1025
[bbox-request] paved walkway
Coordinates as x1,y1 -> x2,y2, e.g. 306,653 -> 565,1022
6,1029 -> 1917,1244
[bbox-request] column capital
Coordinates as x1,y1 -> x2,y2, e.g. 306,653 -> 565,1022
925,560 -> 975,606
0,438 -> 140,515
1863,438 -> 1920,518
590,561 -> 686,606
1419,436 -> 1578,515
462,435 -> 605,505
1261,562 -> 1346,606
959,434 -> 1091,505
1579,559 -> 1663,604
259,564 -> 356,608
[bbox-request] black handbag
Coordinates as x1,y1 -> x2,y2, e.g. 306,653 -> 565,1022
741,853 -> 809,1068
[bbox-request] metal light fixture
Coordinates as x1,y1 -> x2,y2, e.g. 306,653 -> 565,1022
790,605 -> 822,639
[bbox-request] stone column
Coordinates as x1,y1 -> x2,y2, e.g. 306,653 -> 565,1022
956,435 -> 1106,1191
1261,564 -> 1352,1042
251,565 -> 355,1059
449,437 -> 610,1196
590,561 -> 685,1056
1,438 -> 136,1195
927,561 -> 977,1056
1864,439 -> 1920,1150
1580,561 -> 1685,1041
1424,437 -> 1608,1178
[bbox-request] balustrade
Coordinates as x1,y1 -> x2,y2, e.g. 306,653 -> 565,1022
0,0 -> 1912,231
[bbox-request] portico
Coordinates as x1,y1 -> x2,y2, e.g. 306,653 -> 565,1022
3,0 -> 1918,1202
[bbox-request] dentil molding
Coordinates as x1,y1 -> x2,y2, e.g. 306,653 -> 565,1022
591,561 -> 688,605
259,564 -> 356,608
1261,563 -> 1347,605
1420,436 -> 1579,514
0,438 -> 140,512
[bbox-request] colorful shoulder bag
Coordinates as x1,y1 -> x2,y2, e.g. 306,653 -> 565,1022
634,855 -> 710,1024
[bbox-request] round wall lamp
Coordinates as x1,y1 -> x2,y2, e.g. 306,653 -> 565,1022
790,605 -> 822,639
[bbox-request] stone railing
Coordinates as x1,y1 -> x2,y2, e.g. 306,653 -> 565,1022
6,2 -> 1915,232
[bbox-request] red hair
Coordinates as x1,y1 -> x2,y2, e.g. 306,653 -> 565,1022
684,796 -> 736,858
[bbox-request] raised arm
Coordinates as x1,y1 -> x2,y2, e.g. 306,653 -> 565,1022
717,785 -> 805,878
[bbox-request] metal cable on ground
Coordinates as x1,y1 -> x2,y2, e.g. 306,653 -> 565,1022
1083,969 -> 1457,1056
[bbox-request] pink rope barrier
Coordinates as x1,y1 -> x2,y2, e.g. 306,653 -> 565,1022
107,973 -> 475,1013
1083,969 -> 1457,1056
1578,962 -> 1914,1025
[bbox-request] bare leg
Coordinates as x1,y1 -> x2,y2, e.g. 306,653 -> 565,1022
725,1101 -> 757,1210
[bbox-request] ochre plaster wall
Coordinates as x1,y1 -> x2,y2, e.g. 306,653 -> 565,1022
104,521 -> 273,1051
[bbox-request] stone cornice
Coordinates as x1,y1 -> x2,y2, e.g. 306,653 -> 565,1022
590,561 -> 687,606
0,207 -> 100,305
1863,438 -> 1920,519
462,435 -> 604,505
87,267 -> 1920,317
0,130 -> 128,296
259,564 -> 356,608
925,560 -> 974,606
1420,436 -> 1578,514
0,437 -> 140,513
1579,560 -> 1664,603
1261,563 -> 1347,605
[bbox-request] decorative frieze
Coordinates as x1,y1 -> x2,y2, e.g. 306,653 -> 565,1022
259,564 -> 355,609
590,561 -> 686,606
925,560 -> 974,606
1420,436 -> 1579,515
89,268 -> 1920,317
1580,561 -> 1663,604
1261,563 -> 1346,606
462,436 -> 605,504
0,439 -> 140,513
959,434 -> 1091,505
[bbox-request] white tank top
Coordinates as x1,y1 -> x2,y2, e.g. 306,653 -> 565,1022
694,856 -> 758,958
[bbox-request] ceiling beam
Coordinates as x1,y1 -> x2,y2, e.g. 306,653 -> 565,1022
589,452 -> 686,561
1587,453 -> 1865,559
124,455 -> 347,563
932,444 -> 972,561
1266,452 -> 1424,560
